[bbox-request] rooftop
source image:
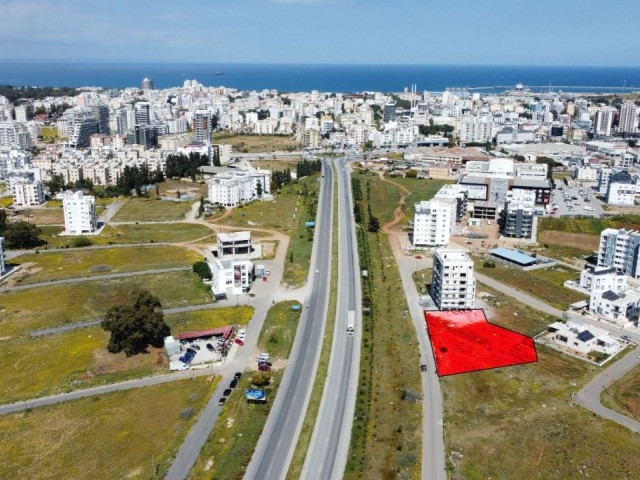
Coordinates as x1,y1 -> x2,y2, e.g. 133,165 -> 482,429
489,247 -> 538,266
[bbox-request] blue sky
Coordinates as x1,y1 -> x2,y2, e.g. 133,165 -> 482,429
1,0 -> 638,65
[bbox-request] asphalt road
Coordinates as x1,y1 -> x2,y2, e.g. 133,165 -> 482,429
301,158 -> 361,479
243,159 -> 335,480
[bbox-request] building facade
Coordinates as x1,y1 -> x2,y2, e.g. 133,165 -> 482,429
412,200 -> 453,247
597,228 -> 640,278
208,258 -> 255,298
502,188 -> 535,239
11,179 -> 45,207
431,249 -> 476,310
61,191 -> 98,235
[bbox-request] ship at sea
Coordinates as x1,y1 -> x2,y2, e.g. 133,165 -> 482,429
215,71 -> 226,76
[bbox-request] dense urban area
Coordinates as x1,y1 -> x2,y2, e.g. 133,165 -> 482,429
1,77 -> 640,480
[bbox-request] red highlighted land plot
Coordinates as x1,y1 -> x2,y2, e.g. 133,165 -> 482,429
425,309 -> 538,377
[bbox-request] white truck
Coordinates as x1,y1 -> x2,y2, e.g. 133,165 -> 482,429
346,310 -> 355,337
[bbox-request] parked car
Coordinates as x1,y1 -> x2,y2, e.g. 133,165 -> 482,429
218,397 -> 227,406
230,379 -> 238,389
223,388 -> 232,396
191,344 -> 201,351
258,362 -> 272,371
234,372 -> 242,380
421,364 -> 427,372
206,343 -> 214,352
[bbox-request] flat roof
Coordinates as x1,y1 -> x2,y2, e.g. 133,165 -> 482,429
490,247 -> 538,266
176,325 -> 233,341
218,231 -> 251,242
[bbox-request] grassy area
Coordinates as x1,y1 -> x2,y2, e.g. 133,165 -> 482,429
384,176 -> 454,217
39,125 -> 61,143
540,214 -> 640,235
529,232 -> 597,262
257,301 -> 302,360
250,157 -> 302,172
112,197 -> 194,222
219,175 -> 321,287
9,246 -> 201,285
0,196 -> 13,207
287,168 -> 339,480
345,175 -> 422,479
0,271 -> 212,337
441,288 -> 640,479
188,371 -> 283,479
601,363 -> 640,422
0,378 -> 218,479
212,133 -> 300,153
166,306 -> 254,335
476,260 -> 587,311
158,179 -> 209,197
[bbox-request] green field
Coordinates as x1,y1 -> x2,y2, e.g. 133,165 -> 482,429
257,301 -> 301,360
112,197 -> 194,222
384,176 -> 454,218
188,372 -> 283,480
166,306 -> 254,334
10,246 -> 201,285
212,133 -> 300,153
601,363 -> 640,422
540,214 -> 640,235
0,379 -> 218,479
0,271 -> 212,337
476,260 -> 587,311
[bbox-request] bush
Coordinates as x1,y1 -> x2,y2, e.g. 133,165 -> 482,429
483,260 -> 496,268
70,236 -> 92,248
192,261 -> 212,280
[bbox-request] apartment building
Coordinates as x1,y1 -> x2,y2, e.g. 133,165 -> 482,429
598,228 -> 640,278
207,169 -> 271,208
607,171 -> 636,206
208,258 -> 255,298
0,121 -> 33,149
594,107 -> 615,136
412,200 -> 453,247
619,103 -> 638,134
580,264 -> 627,295
431,249 -> 476,310
11,179 -> 45,207
434,184 -> 468,222
61,190 -> 98,235
502,189 -> 535,239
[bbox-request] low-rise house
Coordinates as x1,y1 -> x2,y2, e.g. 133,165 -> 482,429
547,320 -> 620,356
208,258 -> 255,298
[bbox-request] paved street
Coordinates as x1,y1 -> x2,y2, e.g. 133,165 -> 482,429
244,159 -> 334,480
302,158 -> 361,480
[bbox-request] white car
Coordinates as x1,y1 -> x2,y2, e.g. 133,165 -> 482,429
315,268 -> 320,274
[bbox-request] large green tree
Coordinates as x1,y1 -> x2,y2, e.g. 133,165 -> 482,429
2,221 -> 42,248
101,289 -> 170,356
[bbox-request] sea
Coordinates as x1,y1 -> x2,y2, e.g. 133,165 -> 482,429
0,61 -> 639,94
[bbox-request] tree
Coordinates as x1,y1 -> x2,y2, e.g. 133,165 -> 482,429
0,209 -> 6,231
251,372 -> 271,387
361,140 -> 375,152
368,215 -> 380,233
198,195 -> 205,217
3,221 -> 42,248
193,261 -> 212,280
46,174 -> 66,196
256,181 -> 263,198
101,289 -> 170,356
536,156 -> 556,180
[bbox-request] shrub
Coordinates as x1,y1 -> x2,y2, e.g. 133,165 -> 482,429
70,236 -> 92,248
483,260 -> 496,268
192,261 -> 212,280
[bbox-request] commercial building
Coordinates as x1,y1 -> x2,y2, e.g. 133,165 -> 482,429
606,171 -> 636,206
412,200 -> 453,247
431,249 -> 476,310
501,189 -> 535,239
209,258 -> 255,298
141,77 -> 154,90
597,228 -> 640,278
11,179 -> 45,207
61,190 -> 98,235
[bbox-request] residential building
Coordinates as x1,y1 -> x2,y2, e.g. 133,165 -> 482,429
589,289 -> 640,325
434,184 -> 468,223
431,249 -> 476,310
412,200 -> 453,247
217,231 -> 252,257
208,258 -> 255,298
303,128 -> 320,149
547,320 -> 619,356
598,228 -> 640,278
383,101 -> 396,123
141,77 -> 154,90
597,167 -> 614,195
207,169 -> 271,207
502,188 -> 535,239
11,179 -> 45,207
579,264 -> 627,295
0,121 -> 33,149
607,171 -> 636,206
619,102 -> 638,134
61,190 -> 98,235
194,110 -> 212,143
593,106 -> 615,136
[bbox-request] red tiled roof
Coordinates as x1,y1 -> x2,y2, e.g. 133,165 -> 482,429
176,325 -> 233,340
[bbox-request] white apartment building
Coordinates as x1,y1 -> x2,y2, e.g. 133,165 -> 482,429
413,200 -> 453,247
607,182 -> 636,206
594,107 -> 615,136
431,249 -> 476,310
573,165 -> 598,182
580,264 -> 627,295
60,190 -> 98,235
11,179 -> 45,207
619,102 -> 638,134
589,289 -> 640,326
0,121 -> 33,149
598,228 -> 640,278
208,258 -> 255,298
208,169 -> 271,208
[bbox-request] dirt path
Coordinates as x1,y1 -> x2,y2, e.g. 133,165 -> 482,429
375,172 -> 413,257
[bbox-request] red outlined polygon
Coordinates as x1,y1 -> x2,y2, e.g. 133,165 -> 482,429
425,309 -> 538,377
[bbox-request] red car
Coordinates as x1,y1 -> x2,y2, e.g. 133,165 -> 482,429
415,255 -> 423,260
258,362 -> 271,371
234,338 -> 244,346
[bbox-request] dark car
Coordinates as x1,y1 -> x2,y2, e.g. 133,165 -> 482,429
234,372 -> 242,380
421,364 -> 427,372
223,388 -> 232,397
229,378 -> 238,389
206,343 -> 214,352
218,397 -> 227,406
191,344 -> 201,351
186,348 -> 197,355
258,363 -> 271,372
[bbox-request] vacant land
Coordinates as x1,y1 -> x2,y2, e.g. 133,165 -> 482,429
384,176 -> 453,218
0,271 -> 212,337
257,301 -> 301,360
112,197 -> 194,222
0,379 -> 217,479
9,246 -> 201,285
476,260 -> 587,311
13,207 -> 64,225
101,222 -> 214,244
250,157 -> 302,172
188,372 -> 283,480
539,214 -> 640,235
212,133 -> 300,153
166,306 -> 254,334
601,363 -> 640,422
535,231 -> 599,255
158,179 -> 209,197
345,174 -> 422,480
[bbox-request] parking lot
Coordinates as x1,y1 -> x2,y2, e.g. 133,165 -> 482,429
549,183 -> 604,218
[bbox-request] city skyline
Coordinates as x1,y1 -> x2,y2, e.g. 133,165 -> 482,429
1,0 -> 639,66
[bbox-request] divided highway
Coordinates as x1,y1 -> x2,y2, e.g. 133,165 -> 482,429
301,158 -> 361,479
244,159 -> 335,480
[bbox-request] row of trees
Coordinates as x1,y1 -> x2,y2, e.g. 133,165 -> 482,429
418,123 -> 455,136
296,159 -> 322,179
272,168 -> 293,190
116,165 -> 165,197
165,153 -> 211,181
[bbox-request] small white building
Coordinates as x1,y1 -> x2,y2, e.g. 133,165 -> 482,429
589,289 -> 640,326
208,258 -> 255,298
413,200 -> 453,247
547,320 -> 619,356
60,190 -> 97,235
11,179 -> 45,207
431,249 -> 476,310
580,264 -> 627,294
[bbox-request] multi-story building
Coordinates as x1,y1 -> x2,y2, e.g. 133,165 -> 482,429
61,190 -> 98,235
606,171 -> 635,206
141,77 -> 154,90
383,101 -> 396,123
580,264 -> 627,295
126,124 -> 157,148
208,258 -> 255,298
593,106 -> 615,136
598,228 -> 640,278
434,184 -> 468,223
0,121 -> 33,149
619,102 -> 638,134
412,200 -> 453,247
502,188 -> 535,239
135,102 -> 151,125
217,231 -> 252,258
431,249 -> 476,310
194,110 -> 212,143
208,169 -> 271,207
59,108 -> 99,148
597,167 -> 614,195
11,179 -> 45,207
